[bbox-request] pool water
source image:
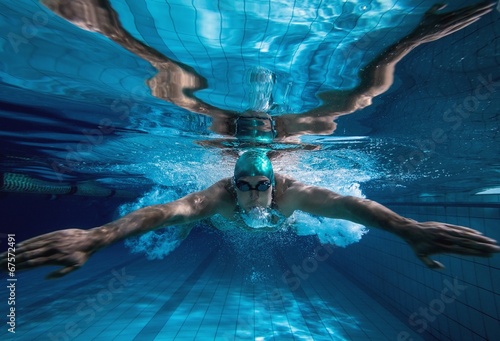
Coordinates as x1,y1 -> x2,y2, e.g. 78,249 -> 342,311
0,0 -> 499,340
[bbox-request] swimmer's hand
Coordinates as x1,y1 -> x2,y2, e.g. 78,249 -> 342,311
0,228 -> 101,279
400,222 -> 500,269
407,2 -> 494,44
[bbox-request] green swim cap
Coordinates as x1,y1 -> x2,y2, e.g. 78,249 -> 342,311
234,151 -> 275,185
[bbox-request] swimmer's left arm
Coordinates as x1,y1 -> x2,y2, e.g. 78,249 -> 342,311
290,183 -> 414,234
303,2 -> 494,117
290,183 -> 500,269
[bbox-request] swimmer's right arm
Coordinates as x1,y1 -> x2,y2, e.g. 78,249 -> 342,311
0,180 -> 230,279
43,0 -> 232,120
94,183 -> 227,243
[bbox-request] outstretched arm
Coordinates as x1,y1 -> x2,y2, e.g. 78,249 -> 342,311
288,181 -> 500,269
0,180 -> 229,278
42,0 -> 233,119
304,2 -> 495,117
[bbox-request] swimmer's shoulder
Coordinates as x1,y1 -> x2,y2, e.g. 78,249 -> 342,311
211,177 -> 234,194
207,178 -> 237,216
274,173 -> 305,193
274,174 -> 307,216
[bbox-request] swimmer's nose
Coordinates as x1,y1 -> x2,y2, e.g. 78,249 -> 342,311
250,190 -> 259,199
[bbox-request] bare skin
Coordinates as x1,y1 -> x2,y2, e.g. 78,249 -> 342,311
8,2 -> 496,279
41,0 -> 496,141
1,174 -> 499,279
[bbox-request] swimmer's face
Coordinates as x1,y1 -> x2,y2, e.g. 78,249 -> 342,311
234,176 -> 273,211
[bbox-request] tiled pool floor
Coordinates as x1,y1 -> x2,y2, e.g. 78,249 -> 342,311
2,233 -> 423,340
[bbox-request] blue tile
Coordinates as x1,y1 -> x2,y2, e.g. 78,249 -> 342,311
474,265 -> 493,291
446,319 -> 462,341
463,285 -> 481,309
482,314 -> 500,340
482,208 -> 500,219
452,300 -> 467,326
478,288 -> 497,318
483,255 -> 498,275
491,268 -> 500,297
483,219 -> 500,240
460,260 -> 478,286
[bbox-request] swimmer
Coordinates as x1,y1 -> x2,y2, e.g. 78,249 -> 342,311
2,150 -> 499,279
43,0 -> 496,142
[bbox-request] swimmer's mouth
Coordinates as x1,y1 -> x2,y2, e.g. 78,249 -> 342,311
244,205 -> 267,212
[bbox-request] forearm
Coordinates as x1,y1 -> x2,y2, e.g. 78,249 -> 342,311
355,37 -> 417,97
299,184 -> 416,236
86,185 -> 222,249
355,1 -> 491,96
308,38 -> 419,115
89,204 -> 182,249
336,196 -> 416,237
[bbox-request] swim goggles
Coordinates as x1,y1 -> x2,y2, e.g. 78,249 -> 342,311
235,179 -> 272,192
235,115 -> 277,143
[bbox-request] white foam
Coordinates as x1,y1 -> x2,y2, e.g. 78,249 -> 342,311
118,148 -> 377,256
118,187 -> 185,259
293,183 -> 368,247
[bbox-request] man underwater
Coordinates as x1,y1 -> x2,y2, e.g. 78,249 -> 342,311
2,150 -> 499,279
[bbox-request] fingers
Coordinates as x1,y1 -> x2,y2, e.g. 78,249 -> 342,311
446,1 -> 495,17
417,237 -> 499,270
443,223 -> 482,234
443,227 -> 489,242
418,254 -> 445,270
0,249 -> 43,270
5,244 -> 55,271
426,1 -> 494,25
16,233 -> 57,250
468,1 -> 496,13
435,222 -> 494,239
15,252 -> 63,270
431,234 -> 500,256
414,2 -> 494,44
447,17 -> 482,31
46,265 -> 80,280
0,232 -> 63,271
450,3 -> 494,25
16,240 -> 52,253
438,226 -> 500,253
410,220 -> 500,267
440,239 -> 500,256
437,5 -> 491,30
462,233 -> 499,247
0,248 -> 80,280
2,237 -> 77,273
444,5 -> 493,27
15,229 -> 81,252
427,3 -> 447,15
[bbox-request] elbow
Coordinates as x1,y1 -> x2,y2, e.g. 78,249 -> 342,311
341,195 -> 369,206
338,196 -> 372,219
166,214 -> 191,226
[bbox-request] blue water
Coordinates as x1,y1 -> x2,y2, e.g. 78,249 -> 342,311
0,0 -> 499,340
